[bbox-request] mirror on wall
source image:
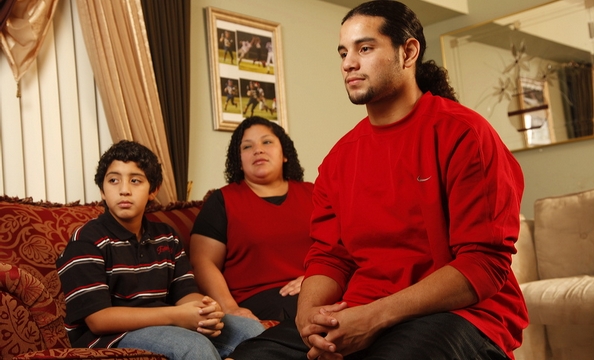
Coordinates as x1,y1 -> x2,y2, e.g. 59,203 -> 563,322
441,0 -> 594,151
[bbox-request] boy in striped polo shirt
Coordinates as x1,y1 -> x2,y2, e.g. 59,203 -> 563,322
57,140 -> 263,360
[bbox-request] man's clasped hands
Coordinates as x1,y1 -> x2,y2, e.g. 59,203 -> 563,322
298,302 -> 384,360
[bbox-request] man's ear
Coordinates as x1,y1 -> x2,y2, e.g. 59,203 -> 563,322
148,186 -> 161,201
402,38 -> 420,68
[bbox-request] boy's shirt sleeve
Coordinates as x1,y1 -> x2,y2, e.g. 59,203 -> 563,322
56,236 -> 113,328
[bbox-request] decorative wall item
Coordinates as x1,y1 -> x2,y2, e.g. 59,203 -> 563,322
205,7 -> 287,131
441,0 -> 594,151
507,77 -> 553,147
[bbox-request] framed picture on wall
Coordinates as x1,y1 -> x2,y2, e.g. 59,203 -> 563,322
517,77 -> 554,147
205,7 -> 287,132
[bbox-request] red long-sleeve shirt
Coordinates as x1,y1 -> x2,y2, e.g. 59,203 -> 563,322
305,92 -> 528,358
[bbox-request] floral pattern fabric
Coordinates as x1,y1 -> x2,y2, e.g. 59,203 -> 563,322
0,196 -> 205,360
13,348 -> 168,359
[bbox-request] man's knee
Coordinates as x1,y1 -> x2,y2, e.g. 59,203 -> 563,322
227,320 -> 308,360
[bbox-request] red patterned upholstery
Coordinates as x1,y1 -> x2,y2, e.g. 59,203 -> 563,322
0,196 -> 206,360
0,194 -> 277,359
258,319 -> 280,329
13,348 -> 168,359
0,262 -> 69,355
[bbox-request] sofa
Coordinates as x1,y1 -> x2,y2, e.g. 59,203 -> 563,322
0,194 -> 204,359
512,188 -> 594,360
13,186 -> 593,360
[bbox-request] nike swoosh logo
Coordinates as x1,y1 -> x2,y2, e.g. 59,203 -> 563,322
417,176 -> 431,182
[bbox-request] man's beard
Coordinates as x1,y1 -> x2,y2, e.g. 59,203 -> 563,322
347,87 -> 375,105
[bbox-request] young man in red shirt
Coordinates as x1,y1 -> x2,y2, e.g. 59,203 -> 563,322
228,1 -> 527,359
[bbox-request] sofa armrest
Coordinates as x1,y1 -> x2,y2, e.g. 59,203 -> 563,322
1,262 -> 71,357
520,275 -> 594,325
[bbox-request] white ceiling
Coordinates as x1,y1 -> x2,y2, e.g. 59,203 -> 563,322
318,0 -> 466,25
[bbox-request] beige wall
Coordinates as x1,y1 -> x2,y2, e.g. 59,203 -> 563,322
188,0 -> 594,219
188,0 -> 366,201
513,138 -> 594,218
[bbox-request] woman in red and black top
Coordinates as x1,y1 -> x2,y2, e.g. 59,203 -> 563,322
190,116 -> 313,322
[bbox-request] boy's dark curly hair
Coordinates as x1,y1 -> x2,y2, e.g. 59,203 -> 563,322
342,0 -> 458,102
225,116 -> 304,184
94,140 -> 163,194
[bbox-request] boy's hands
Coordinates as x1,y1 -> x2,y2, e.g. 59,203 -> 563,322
198,296 -> 225,337
84,294 -> 226,336
175,296 -> 224,337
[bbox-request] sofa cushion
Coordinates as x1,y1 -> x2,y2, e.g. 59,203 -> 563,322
0,197 -> 105,304
1,262 -> 71,355
533,189 -> 594,280
512,216 -> 539,284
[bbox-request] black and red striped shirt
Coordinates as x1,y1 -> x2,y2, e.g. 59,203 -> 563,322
56,210 -> 197,348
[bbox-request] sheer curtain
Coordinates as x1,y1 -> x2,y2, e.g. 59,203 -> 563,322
75,0 -> 177,203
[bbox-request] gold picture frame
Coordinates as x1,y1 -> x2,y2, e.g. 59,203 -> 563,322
205,7 -> 287,132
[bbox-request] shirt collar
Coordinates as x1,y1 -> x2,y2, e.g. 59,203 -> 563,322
99,210 -> 150,242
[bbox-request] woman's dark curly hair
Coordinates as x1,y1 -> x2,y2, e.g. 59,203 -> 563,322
225,116 -> 304,184
342,0 -> 457,102
94,140 -> 163,194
